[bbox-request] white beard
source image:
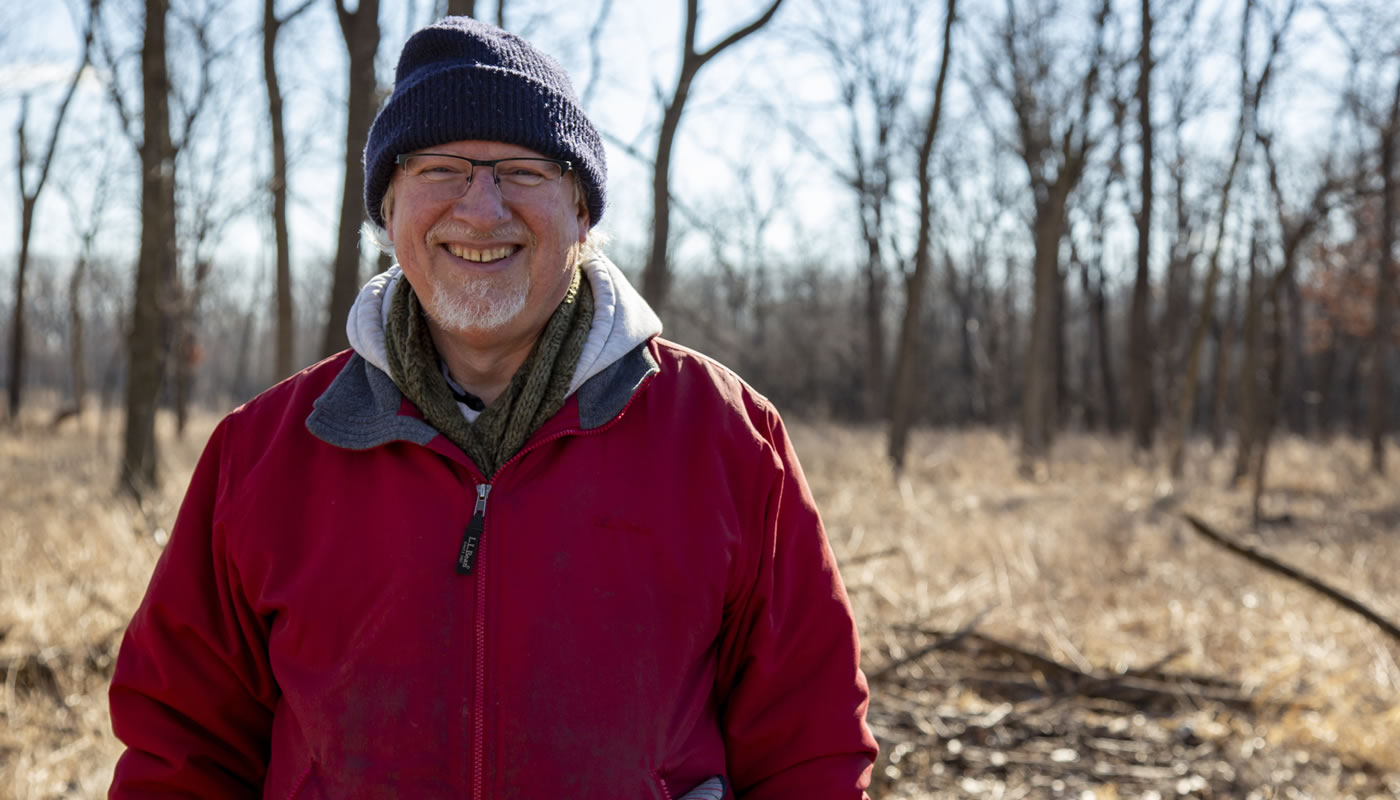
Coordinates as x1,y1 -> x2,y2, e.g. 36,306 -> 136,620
422,270 -> 530,334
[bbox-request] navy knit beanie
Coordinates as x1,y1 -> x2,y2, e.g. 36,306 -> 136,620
364,16 -> 606,229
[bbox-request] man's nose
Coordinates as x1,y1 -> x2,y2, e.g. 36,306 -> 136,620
451,166 -> 511,223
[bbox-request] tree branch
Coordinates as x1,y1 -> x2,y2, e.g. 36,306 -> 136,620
692,0 -> 784,71
1181,512 -> 1400,645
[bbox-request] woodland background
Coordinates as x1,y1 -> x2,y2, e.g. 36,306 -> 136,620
1,0 -> 1398,797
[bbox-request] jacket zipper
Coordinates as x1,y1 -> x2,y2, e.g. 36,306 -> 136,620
457,484 -> 492,575
464,372 -> 655,799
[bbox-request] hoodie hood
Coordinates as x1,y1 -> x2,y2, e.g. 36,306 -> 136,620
346,252 -> 663,417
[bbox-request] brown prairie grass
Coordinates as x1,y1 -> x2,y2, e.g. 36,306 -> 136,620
1,405 -> 1398,798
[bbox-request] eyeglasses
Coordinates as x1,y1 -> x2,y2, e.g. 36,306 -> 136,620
394,153 -> 573,204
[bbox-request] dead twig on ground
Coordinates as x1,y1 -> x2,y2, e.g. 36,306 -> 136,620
870,606 -> 996,685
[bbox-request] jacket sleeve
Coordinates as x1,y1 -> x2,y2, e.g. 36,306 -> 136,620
716,404 -> 879,799
109,418 -> 279,798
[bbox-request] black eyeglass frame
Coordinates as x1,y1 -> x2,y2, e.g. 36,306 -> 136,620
393,152 -> 574,184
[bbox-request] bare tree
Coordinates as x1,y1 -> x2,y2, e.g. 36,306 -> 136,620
264,0 -> 316,380
1070,85 -> 1126,434
51,144 -> 117,426
638,0 -> 785,314
888,0 -> 958,472
1370,72 -> 1400,474
1157,0 -> 1207,430
1167,0 -> 1295,478
320,0 -> 381,358
172,31 -> 256,438
1245,136 -> 1344,522
120,0 -> 178,495
1209,267 -> 1240,448
1320,0 -> 1400,472
983,0 -> 1113,475
95,0 -> 229,492
1127,0 -> 1154,451
6,0 -> 98,423
803,0 -> 922,420
1231,214 -> 1264,484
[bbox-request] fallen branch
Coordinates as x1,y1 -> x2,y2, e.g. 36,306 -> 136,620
869,606 -> 995,685
1181,512 -> 1400,645
965,634 -> 1256,710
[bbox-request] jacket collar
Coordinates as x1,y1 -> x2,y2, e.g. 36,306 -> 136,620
321,248 -> 663,452
306,342 -> 658,451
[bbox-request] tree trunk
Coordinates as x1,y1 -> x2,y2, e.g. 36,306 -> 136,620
640,0 -> 785,314
862,229 -> 886,420
59,254 -> 89,422
1315,335 -> 1339,436
321,0 -> 381,358
1370,73 -> 1400,475
174,313 -> 194,436
7,198 -> 35,422
446,0 -> 475,16
265,0 -> 296,379
1078,255 -> 1098,430
1209,270 -> 1238,449
121,0 -> 177,496
1251,266 -> 1288,527
886,0 -> 956,472
1054,259 -> 1068,429
1231,233 -> 1262,486
641,73 -> 691,313
1128,0 -> 1154,451
1021,196 -> 1068,472
231,304 -> 258,405
1160,151 -> 1193,413
1093,259 -> 1120,432
1283,268 -> 1309,432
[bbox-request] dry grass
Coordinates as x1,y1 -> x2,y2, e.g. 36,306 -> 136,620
1,405 -> 215,798
1,406 -> 1397,798
794,424 -> 1400,798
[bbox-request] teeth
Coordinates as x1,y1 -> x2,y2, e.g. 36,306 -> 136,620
447,244 -> 515,262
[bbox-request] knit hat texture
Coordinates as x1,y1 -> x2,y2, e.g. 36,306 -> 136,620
364,16 -> 606,229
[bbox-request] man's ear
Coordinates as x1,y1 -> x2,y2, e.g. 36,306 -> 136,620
574,177 -> 590,241
382,184 -> 397,241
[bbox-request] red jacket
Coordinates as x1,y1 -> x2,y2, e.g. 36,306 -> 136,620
109,339 -> 877,798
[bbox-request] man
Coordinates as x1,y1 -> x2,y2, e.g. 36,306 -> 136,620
109,16 -> 876,799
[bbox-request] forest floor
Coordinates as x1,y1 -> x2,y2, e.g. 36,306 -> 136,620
1,405 -> 1398,799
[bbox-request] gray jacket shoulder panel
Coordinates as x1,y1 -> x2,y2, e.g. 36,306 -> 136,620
577,343 -> 659,430
305,353 -> 439,450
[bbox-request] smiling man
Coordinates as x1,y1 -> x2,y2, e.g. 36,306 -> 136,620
108,16 -> 876,800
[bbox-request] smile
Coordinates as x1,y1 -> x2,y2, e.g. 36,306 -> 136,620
446,243 -> 519,263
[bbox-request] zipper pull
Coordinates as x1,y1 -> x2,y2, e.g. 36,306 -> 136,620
457,484 -> 492,575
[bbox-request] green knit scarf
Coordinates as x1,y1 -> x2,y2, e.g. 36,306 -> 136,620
385,269 -> 594,476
